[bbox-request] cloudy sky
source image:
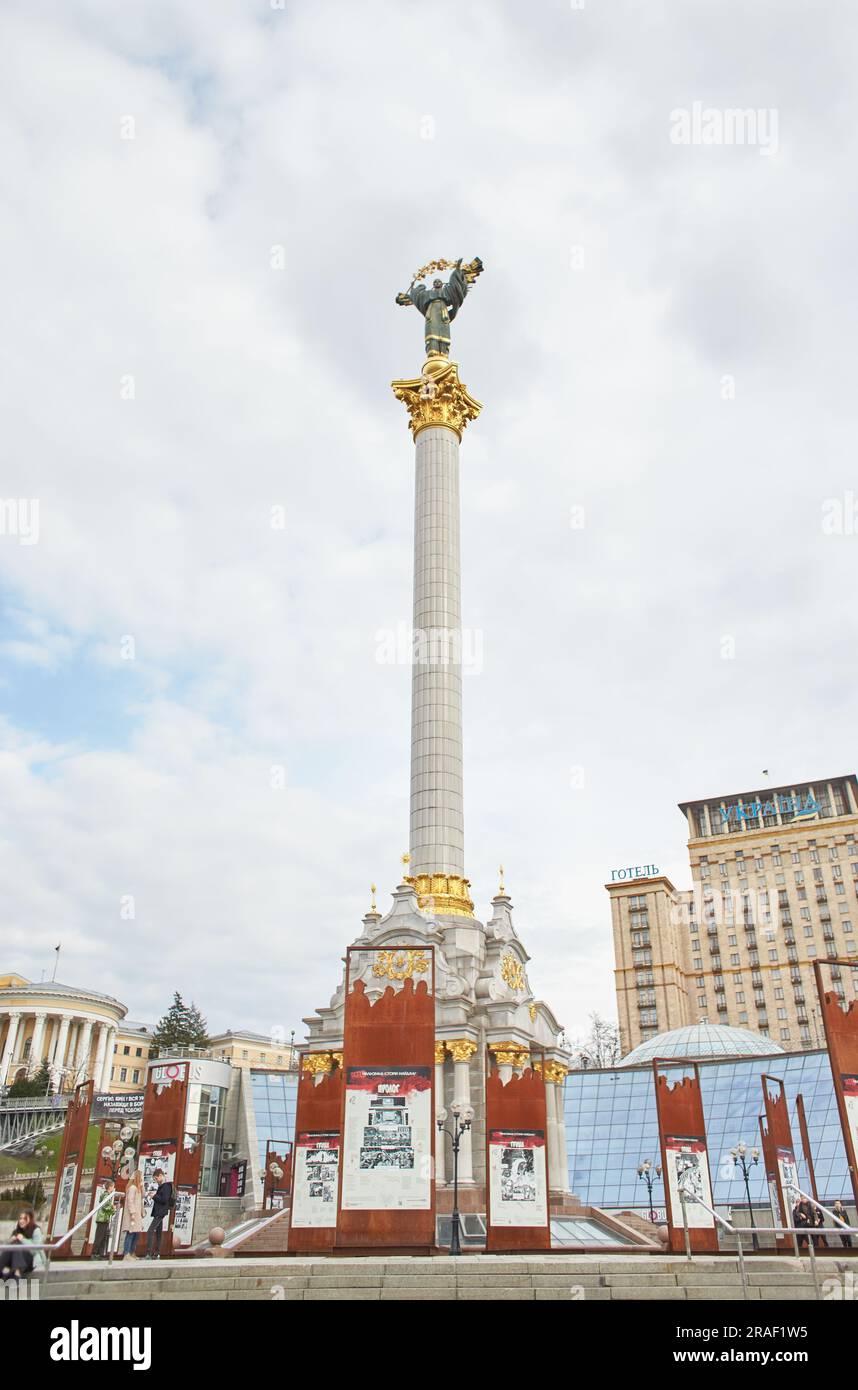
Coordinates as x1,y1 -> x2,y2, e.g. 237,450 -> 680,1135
1,0 -> 856,1045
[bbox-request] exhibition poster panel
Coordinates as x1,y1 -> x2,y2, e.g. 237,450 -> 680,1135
291,1130 -> 339,1228
776,1146 -> 798,1206
140,1140 -> 177,1230
488,1128 -> 548,1228
664,1136 -> 715,1230
843,1075 -> 858,1160
340,1066 -> 432,1211
172,1186 -> 197,1246
53,1158 -> 79,1238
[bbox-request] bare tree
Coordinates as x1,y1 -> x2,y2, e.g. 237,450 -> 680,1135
571,1012 -> 621,1069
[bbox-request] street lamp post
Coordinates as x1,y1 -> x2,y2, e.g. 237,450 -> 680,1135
436,1101 -> 474,1256
100,1126 -> 138,1184
637,1159 -> 662,1223
730,1141 -> 760,1250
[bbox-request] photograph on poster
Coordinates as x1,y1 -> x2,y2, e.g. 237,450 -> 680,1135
664,1136 -> 715,1230
291,1130 -> 340,1228
488,1129 -> 548,1228
341,1067 -> 431,1211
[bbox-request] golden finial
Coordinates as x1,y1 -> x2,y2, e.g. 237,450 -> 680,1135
498,863 -> 506,895
370,883 -> 377,912
400,851 -> 411,871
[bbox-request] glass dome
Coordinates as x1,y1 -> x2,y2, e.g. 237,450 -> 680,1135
617,1021 -> 785,1068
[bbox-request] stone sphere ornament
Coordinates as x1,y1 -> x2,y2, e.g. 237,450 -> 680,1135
208,1226 -> 226,1247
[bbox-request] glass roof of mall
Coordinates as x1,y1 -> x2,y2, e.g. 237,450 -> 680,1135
618,1022 -> 785,1067
566,1049 -> 849,1211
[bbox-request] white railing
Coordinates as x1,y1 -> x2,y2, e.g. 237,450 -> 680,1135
675,1180 -> 858,1301
0,1189 -> 119,1300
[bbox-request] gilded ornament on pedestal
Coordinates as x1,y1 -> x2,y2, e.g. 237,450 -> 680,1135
405,871 -> 474,918
544,1060 -> 570,1084
500,952 -> 526,992
302,1053 -> 334,1076
371,948 -> 429,981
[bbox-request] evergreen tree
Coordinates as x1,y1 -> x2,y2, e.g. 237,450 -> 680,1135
33,1060 -> 53,1095
7,1060 -> 52,1098
152,992 -> 209,1052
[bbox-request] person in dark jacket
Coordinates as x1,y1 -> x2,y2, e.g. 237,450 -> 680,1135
812,1206 -> 828,1251
145,1169 -> 174,1259
833,1200 -> 854,1248
812,1204 -> 829,1249
792,1197 -> 811,1248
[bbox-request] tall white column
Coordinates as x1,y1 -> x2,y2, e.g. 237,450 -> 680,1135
100,1026 -> 117,1089
29,1013 -> 48,1073
409,425 -> 465,877
545,1065 -> 571,1195
75,1019 -> 94,1081
51,1015 -> 71,1089
449,1039 -> 477,1184
92,1023 -> 109,1090
0,1012 -> 22,1084
435,1043 -> 446,1185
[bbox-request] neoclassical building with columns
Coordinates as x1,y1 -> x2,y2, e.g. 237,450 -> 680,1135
0,973 -> 151,1094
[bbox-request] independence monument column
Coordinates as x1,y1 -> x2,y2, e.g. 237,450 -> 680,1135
392,257 -> 484,918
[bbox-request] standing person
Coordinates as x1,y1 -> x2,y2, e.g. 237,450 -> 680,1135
0,1209 -> 44,1284
91,1180 -> 116,1259
146,1168 -> 174,1259
832,1199 -> 853,1249
792,1196 -> 810,1249
812,1203 -> 829,1249
122,1170 -> 144,1259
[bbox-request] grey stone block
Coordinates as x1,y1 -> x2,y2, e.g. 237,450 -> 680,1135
379,1289 -> 457,1300
534,1287 -> 611,1301
304,1289 -> 381,1300
610,1287 -> 687,1300
457,1288 -> 534,1300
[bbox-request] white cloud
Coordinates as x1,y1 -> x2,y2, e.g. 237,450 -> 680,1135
1,0 -> 856,1039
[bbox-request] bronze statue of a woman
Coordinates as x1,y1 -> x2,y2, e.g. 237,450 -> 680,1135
396,257 -> 484,358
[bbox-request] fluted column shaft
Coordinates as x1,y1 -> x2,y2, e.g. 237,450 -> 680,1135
0,1013 -> 22,1083
434,1045 -> 446,1184
100,1027 -> 117,1089
410,425 -> 464,876
29,1013 -> 48,1073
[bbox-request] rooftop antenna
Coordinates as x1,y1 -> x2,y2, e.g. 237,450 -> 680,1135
51,943 -> 61,982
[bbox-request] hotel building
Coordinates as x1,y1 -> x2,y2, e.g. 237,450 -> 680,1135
609,775 -> 858,1057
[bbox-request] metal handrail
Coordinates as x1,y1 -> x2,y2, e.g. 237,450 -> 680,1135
0,1095 -> 70,1110
51,1188 -> 122,1250
677,1183 -> 857,1302
785,1183 -> 857,1234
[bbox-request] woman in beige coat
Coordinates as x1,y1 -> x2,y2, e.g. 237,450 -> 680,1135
121,1170 -> 144,1258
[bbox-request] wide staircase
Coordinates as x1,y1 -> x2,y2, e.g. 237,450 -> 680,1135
43,1253 -> 849,1301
